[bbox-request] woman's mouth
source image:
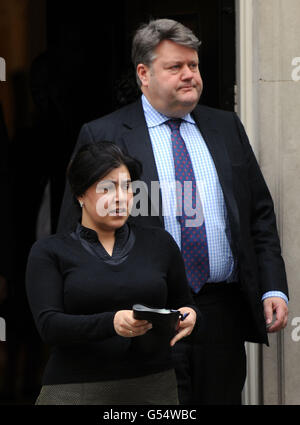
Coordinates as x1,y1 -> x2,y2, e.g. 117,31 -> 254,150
110,208 -> 127,215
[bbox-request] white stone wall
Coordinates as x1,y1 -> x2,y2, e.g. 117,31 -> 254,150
252,0 -> 300,405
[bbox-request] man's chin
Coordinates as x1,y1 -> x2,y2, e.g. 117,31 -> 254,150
177,90 -> 200,105
156,95 -> 201,117
182,91 -> 200,103
176,97 -> 200,113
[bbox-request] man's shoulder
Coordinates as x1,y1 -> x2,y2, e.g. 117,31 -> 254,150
193,103 -> 235,121
77,99 -> 144,143
192,104 -> 240,135
85,99 -> 142,131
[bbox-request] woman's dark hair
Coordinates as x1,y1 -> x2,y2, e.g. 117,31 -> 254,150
67,141 -> 142,199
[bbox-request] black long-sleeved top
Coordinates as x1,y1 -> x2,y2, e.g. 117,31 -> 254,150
26,223 -> 197,385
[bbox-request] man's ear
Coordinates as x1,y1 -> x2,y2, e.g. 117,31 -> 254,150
136,63 -> 150,88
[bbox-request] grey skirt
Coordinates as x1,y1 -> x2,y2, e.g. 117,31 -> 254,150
35,369 -> 179,405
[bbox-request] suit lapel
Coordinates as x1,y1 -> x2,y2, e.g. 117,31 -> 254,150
120,100 -> 163,222
119,100 -> 241,245
192,106 -> 240,253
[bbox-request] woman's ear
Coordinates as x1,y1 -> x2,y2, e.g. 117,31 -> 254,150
77,197 -> 84,208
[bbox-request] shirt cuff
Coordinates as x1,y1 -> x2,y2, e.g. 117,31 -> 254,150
261,291 -> 288,304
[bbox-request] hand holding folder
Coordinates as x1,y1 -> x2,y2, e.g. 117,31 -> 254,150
131,304 -> 189,354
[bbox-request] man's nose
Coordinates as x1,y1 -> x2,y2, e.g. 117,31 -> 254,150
181,64 -> 194,79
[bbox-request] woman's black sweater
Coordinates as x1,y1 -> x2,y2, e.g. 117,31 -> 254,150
26,223 -> 197,385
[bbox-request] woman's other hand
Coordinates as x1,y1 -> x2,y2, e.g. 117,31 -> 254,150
114,310 -> 152,338
170,307 -> 197,346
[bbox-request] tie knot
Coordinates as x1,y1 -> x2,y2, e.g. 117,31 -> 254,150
165,119 -> 182,131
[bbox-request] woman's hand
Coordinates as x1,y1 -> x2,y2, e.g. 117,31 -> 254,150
114,310 -> 152,338
170,307 -> 197,347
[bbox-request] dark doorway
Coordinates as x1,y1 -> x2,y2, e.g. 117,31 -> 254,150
44,0 -> 235,229
0,0 -> 236,405
47,0 -> 235,119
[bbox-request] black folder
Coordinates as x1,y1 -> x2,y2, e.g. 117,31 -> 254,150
131,304 -> 181,354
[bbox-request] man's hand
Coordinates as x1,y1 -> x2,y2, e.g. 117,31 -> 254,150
263,297 -> 288,333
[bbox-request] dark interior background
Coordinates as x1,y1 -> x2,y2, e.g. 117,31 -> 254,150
0,0 -> 235,405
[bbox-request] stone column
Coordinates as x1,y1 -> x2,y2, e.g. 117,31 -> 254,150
252,0 -> 300,405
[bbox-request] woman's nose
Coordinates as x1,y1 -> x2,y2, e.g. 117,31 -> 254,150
116,186 -> 128,203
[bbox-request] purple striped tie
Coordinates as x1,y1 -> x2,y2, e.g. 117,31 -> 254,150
166,119 -> 209,293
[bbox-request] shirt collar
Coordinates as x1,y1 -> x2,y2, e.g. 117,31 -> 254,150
76,222 -> 127,244
141,94 -> 196,128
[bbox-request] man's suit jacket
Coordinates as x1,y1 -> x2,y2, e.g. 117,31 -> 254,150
57,98 -> 288,345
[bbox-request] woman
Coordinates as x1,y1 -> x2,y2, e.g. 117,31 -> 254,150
26,141 -> 197,405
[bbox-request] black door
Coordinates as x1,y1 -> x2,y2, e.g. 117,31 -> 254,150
44,0 -> 236,228
0,1 -> 236,405
47,0 -> 235,117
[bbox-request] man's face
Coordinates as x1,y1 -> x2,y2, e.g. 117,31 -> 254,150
138,40 -> 203,118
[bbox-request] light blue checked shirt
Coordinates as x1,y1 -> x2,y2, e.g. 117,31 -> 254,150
142,95 -> 288,303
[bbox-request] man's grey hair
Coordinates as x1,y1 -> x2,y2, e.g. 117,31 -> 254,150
132,19 -> 201,88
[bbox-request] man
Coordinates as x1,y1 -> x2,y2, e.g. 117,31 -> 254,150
57,19 -> 288,404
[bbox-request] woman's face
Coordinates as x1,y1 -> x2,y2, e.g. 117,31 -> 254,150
79,164 -> 133,232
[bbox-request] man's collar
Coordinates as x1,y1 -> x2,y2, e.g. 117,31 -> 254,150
141,94 -> 195,127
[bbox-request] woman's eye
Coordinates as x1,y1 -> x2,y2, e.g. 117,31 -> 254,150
97,182 -> 114,193
106,184 -> 115,192
121,182 -> 132,191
